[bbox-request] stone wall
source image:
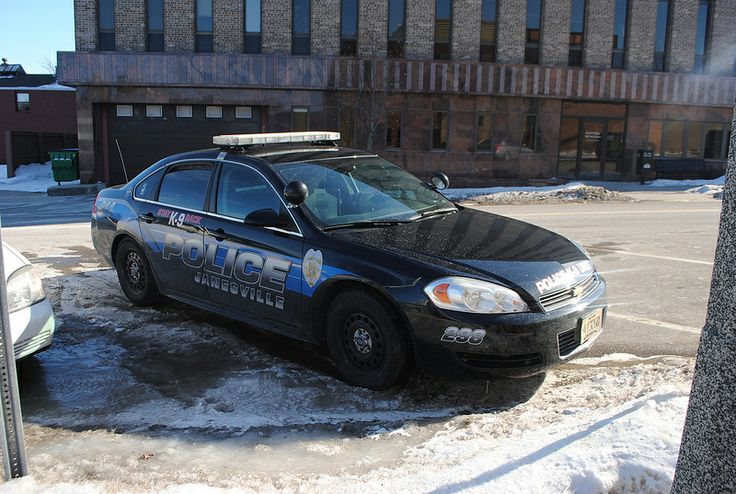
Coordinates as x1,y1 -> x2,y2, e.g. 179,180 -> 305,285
497,0 -> 526,64
262,0 -> 291,54
627,0 -> 658,71
451,0 -> 481,61
75,0 -> 97,51
405,0 -> 434,59
164,0 -> 195,52
584,0 -> 615,69
116,0 -> 146,51
707,0 -> 736,76
669,0 -> 698,72
541,0 -> 571,66
312,0 -> 341,55
358,0 -> 388,56
214,0 -> 244,53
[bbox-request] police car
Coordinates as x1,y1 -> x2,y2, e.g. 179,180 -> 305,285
91,131 -> 606,390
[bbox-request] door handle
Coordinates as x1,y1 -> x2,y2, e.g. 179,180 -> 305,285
138,212 -> 154,223
205,227 -> 228,241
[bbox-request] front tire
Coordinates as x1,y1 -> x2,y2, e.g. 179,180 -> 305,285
114,238 -> 159,306
325,289 -> 410,390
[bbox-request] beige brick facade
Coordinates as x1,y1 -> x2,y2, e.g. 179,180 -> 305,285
669,0 -> 698,72
312,0 -> 341,55
497,0 -> 526,64
707,0 -> 736,75
75,0 -> 97,51
164,0 -> 195,52
451,0 -> 482,61
358,0 -> 387,56
584,0 -> 615,69
406,0 -> 434,59
214,0 -> 244,53
116,0 -> 145,51
262,0 -> 291,54
627,0 -> 658,71
541,0 -> 571,66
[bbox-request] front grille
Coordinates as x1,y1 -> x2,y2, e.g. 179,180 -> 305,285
14,327 -> 53,358
557,328 -> 579,357
457,352 -> 544,369
539,274 -> 600,312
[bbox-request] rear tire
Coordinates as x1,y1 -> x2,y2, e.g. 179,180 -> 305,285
114,238 -> 159,306
325,289 -> 410,390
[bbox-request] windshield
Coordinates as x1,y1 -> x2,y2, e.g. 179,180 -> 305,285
274,156 -> 456,227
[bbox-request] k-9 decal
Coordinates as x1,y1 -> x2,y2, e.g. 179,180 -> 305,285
441,326 -> 486,345
156,208 -> 203,227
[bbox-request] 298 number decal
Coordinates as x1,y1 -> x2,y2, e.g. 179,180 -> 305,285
441,326 -> 486,345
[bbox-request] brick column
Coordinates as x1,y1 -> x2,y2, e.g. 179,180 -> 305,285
76,93 -> 96,184
541,0 -> 571,66
668,0 -> 698,72
214,0 -> 243,53
116,0 -> 145,51
263,0 -> 292,54
451,0 -> 482,61
497,0 -> 526,64
74,0 -> 97,51
312,0 -> 340,55
627,0 -> 657,71
405,0 -> 434,59
584,0 -> 615,69
707,0 -> 736,76
359,0 -> 388,57
165,0 -> 195,52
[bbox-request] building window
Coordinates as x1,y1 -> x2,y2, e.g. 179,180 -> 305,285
479,0 -> 497,62
206,105 -> 223,118
15,92 -> 30,112
525,0 -> 542,65
476,113 -> 493,151
387,0 -> 406,58
568,0 -> 585,67
116,104 -> 133,117
292,107 -> 309,130
693,0 -> 712,73
386,111 -> 402,148
522,115 -> 538,152
653,0 -> 671,72
176,105 -> 193,118
432,112 -> 448,150
650,120 -> 730,160
235,106 -> 253,119
146,105 -> 163,118
244,0 -> 262,53
98,0 -> 115,51
434,0 -> 452,60
196,0 -> 213,53
703,123 -> 724,159
147,0 -> 164,51
340,109 -> 355,147
341,0 -> 358,56
611,0 -> 629,69
292,0 -> 311,55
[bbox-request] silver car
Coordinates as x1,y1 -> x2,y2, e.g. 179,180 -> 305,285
3,243 -> 54,359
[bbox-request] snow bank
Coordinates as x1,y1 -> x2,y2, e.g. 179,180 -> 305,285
0,162 -> 79,192
648,176 -> 725,187
445,183 -> 631,205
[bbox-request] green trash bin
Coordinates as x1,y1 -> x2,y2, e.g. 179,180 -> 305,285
49,148 -> 79,183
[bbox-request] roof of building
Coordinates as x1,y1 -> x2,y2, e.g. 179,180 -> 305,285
0,63 -> 25,76
0,73 -> 57,88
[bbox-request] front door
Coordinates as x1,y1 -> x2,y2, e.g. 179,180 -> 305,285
574,119 -> 626,179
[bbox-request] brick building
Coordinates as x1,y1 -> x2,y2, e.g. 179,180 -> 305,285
59,0 -> 736,185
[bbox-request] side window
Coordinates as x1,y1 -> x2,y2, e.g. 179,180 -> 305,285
216,164 -> 295,229
134,168 -> 164,200
157,163 -> 213,210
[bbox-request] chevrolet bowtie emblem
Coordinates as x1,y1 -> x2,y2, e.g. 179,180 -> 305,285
572,286 -> 584,298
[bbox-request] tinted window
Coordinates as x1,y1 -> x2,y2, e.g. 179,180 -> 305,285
292,0 -> 311,55
217,164 -> 293,228
611,0 -> 628,68
693,0 -> 711,73
388,0 -> 406,57
147,0 -> 164,51
98,0 -> 115,50
341,0 -> 358,56
432,112 -> 448,149
158,164 -> 213,210
480,0 -> 497,62
525,0 -> 542,64
434,0 -> 452,60
134,168 -> 164,200
654,0 -> 670,71
244,0 -> 262,53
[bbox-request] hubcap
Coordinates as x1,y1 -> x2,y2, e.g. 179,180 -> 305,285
342,313 -> 384,371
125,251 -> 146,292
353,328 -> 373,354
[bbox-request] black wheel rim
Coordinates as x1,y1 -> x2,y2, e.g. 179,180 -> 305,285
124,250 -> 147,294
341,312 -> 384,371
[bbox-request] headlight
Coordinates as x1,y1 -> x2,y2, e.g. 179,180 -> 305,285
7,266 -> 46,313
424,277 -> 529,314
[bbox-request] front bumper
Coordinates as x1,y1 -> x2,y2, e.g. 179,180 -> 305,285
407,281 -> 607,379
11,298 -> 55,360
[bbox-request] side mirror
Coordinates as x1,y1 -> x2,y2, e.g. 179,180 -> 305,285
430,172 -> 450,191
284,181 -> 309,205
244,208 -> 290,228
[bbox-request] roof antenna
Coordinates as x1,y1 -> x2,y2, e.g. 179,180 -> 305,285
114,139 -> 130,183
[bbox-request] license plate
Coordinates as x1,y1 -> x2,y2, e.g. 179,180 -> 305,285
580,308 -> 603,343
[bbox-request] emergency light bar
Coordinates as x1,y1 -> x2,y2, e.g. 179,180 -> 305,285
213,131 -> 341,147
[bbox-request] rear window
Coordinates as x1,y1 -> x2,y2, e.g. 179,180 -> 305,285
157,163 -> 213,211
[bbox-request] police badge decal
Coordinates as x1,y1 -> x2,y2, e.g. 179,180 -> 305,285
303,249 -> 323,288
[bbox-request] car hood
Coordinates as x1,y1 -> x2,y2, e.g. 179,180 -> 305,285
328,207 -> 593,298
2,242 -> 29,280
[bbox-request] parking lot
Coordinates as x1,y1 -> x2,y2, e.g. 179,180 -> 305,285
0,189 -> 720,491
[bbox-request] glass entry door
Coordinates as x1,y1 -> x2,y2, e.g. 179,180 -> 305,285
558,117 -> 625,179
580,121 -> 605,179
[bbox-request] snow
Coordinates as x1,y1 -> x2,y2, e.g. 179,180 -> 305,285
648,176 -> 725,187
0,162 -> 79,192
0,83 -> 75,91
446,182 -> 589,200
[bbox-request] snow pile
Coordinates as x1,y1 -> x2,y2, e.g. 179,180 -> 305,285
446,183 -> 632,205
648,176 -> 725,188
0,162 -> 79,192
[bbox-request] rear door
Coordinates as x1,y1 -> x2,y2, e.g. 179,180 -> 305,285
137,161 -> 213,301
202,161 -> 305,336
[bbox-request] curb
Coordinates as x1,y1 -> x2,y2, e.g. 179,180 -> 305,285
47,183 -> 105,196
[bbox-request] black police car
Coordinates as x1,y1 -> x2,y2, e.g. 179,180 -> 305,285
91,131 -> 606,390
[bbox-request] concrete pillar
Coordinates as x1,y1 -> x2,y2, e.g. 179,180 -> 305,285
668,0 -> 698,72
214,0 -> 244,53
451,0 -> 482,61
75,93 -> 96,185
497,0 -> 526,64
115,0 -> 145,51
74,0 -> 98,51
672,104 -> 736,492
707,0 -> 736,76
541,0 -> 571,66
262,0 -> 292,54
4,131 -> 14,179
358,0 -> 388,57
405,0 -> 434,59
627,0 -> 657,71
312,0 -> 340,55
584,0 -> 615,69
164,0 -> 195,52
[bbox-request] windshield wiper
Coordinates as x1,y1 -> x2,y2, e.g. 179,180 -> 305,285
323,220 -> 411,231
415,207 -> 458,220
